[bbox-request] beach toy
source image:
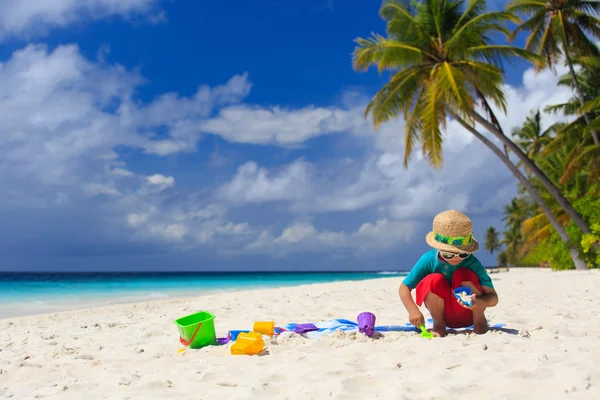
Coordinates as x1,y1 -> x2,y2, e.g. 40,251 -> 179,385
230,332 -> 265,355
253,321 -> 275,336
217,337 -> 230,345
454,286 -> 473,306
174,311 -> 217,349
357,312 -> 376,337
294,323 -> 319,334
419,325 -> 434,339
228,330 -> 250,341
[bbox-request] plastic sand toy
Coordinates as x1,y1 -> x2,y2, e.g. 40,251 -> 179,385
253,321 -> 275,336
454,286 -> 473,306
419,324 -> 434,339
230,331 -> 265,355
357,312 -> 376,337
217,337 -> 230,345
174,311 -> 217,349
228,330 -> 250,341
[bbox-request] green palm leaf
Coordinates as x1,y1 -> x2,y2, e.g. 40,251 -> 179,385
364,66 -> 429,126
352,35 -> 428,73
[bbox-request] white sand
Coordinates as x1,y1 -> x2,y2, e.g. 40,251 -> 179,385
1,268 -> 599,399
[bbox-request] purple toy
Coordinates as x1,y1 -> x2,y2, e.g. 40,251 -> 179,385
357,312 -> 376,337
294,323 -> 319,334
216,337 -> 231,345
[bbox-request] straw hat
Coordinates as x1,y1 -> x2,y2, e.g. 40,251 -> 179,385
425,210 -> 479,253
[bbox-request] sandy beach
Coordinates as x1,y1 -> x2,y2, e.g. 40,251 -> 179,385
1,268 -> 599,399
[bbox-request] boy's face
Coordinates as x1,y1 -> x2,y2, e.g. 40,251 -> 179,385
439,250 -> 471,265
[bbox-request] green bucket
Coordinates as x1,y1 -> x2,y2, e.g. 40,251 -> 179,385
174,311 -> 217,349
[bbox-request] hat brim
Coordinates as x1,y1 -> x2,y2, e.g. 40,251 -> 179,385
425,231 -> 479,254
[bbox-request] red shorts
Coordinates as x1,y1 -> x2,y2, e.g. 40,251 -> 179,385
414,268 -> 483,328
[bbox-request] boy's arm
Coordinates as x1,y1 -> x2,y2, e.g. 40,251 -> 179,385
475,286 -> 498,308
399,283 -> 425,327
398,251 -> 434,326
470,258 -> 497,308
399,283 -> 420,313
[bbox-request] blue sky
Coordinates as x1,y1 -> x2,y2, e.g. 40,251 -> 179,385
0,0 -> 573,271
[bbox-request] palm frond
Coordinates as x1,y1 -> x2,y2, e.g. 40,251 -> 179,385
447,11 -> 518,54
565,15 -> 600,56
352,34 -> 427,73
364,66 -> 429,128
505,0 -> 547,14
403,88 -> 426,167
468,44 -> 546,66
420,70 -> 445,168
577,1 -> 600,14
455,0 -> 487,28
438,62 -> 475,120
578,96 -> 600,114
521,13 -> 549,50
380,0 -> 422,41
573,11 -> 600,42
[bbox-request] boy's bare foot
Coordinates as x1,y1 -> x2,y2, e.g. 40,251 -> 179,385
473,322 -> 490,335
472,306 -> 488,334
473,322 -> 489,334
431,324 -> 447,337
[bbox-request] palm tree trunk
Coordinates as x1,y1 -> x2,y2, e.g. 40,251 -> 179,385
453,114 -> 588,270
562,44 -> 600,145
469,110 -> 592,236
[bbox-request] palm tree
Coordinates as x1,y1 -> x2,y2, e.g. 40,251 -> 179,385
501,223 -> 524,263
544,55 -> 600,190
512,110 -> 554,159
352,0 -> 589,269
485,226 -> 502,254
506,0 -> 600,145
501,197 -> 529,263
507,110 -> 598,267
497,250 -> 509,266
545,53 -> 600,137
520,126 -> 598,256
502,197 -> 531,226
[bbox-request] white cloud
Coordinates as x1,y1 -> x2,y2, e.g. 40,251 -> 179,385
209,63 -> 574,257
125,73 -> 253,156
112,168 -> 135,177
217,160 -> 312,203
146,174 -> 174,188
83,183 -> 121,197
200,104 -> 369,146
245,218 -> 415,257
125,202 -> 251,246
0,0 -> 163,41
0,38 -> 576,261
0,43 -> 251,206
198,65 -> 574,156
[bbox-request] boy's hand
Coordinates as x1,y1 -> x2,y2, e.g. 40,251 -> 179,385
457,294 -> 480,310
409,310 -> 425,327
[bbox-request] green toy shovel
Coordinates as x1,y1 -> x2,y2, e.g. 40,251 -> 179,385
419,324 -> 434,339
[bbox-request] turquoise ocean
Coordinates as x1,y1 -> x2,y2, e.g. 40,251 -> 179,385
0,271 -> 407,319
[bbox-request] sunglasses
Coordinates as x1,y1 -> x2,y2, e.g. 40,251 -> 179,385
439,251 -> 470,260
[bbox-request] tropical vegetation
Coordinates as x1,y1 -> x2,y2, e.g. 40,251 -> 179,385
352,0 -> 600,270
484,226 -> 501,255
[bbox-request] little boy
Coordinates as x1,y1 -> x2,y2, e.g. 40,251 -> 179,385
399,210 -> 498,336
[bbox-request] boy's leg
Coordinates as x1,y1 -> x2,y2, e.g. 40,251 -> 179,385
424,291 -> 447,337
415,273 -> 451,337
452,268 -> 488,334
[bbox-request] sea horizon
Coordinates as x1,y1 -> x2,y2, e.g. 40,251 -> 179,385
0,270 -> 408,319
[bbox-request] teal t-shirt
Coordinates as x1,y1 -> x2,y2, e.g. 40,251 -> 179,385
402,249 -> 494,289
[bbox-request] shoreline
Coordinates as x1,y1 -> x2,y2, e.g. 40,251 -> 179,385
0,274 -> 404,321
2,268 -> 599,399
